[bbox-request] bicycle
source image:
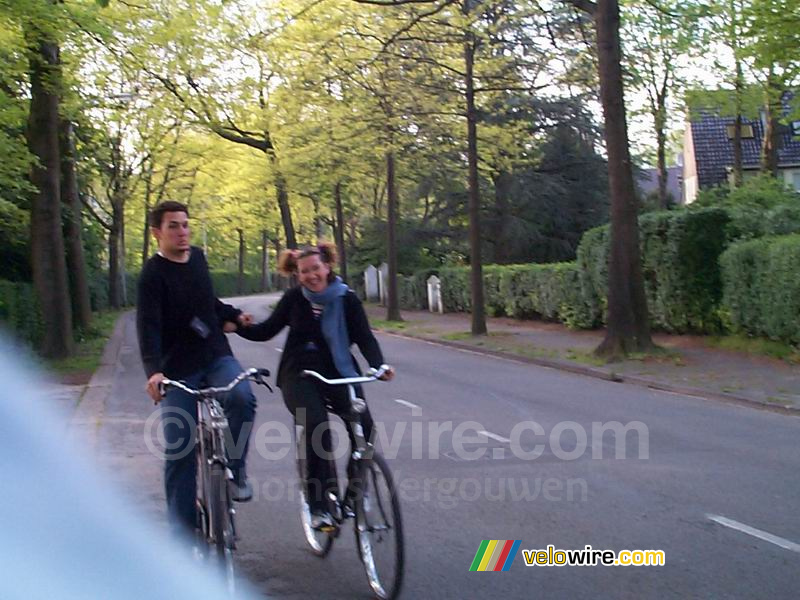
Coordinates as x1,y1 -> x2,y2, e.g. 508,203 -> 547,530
297,365 -> 404,600
161,367 -> 272,593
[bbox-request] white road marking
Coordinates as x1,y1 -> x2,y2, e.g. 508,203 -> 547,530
275,348 -> 283,353
478,430 -> 510,444
707,514 -> 800,553
394,399 -> 421,410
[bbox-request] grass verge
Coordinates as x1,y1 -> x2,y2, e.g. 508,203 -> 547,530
706,335 -> 800,363
45,310 -> 124,381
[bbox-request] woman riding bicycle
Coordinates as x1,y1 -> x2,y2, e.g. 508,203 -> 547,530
236,242 -> 394,529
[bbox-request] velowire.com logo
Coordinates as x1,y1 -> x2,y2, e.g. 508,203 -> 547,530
469,540 -> 521,571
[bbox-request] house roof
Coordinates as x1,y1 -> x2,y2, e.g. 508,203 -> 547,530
689,96 -> 800,188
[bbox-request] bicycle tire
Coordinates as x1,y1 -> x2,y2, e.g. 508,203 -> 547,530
209,462 -> 236,593
354,453 -> 404,600
296,430 -> 335,557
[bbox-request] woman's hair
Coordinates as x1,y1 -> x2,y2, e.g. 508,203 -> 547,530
278,241 -> 338,279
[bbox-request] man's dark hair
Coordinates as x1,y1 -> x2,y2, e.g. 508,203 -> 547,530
149,201 -> 189,228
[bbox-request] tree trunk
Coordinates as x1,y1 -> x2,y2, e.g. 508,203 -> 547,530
142,163 -> 153,265
655,109 -> 669,209
760,74 -> 781,177
26,31 -> 74,357
732,61 -> 744,187
269,155 -> 296,249
310,194 -> 324,241
273,237 -> 284,290
108,203 -> 122,309
334,181 -> 348,284
120,209 -> 128,306
237,228 -> 245,295
60,119 -> 92,329
464,18 -> 487,335
385,151 -> 402,321
261,230 -> 270,292
593,0 -> 654,359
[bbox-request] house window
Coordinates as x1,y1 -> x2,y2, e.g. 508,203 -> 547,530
726,123 -> 755,140
792,121 -> 800,138
793,172 -> 800,192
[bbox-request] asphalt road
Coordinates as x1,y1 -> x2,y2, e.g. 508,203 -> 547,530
101,293 -> 800,599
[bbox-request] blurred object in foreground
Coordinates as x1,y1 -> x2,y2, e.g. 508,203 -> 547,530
0,335 -> 263,599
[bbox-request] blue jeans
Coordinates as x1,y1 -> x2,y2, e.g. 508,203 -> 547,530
161,355 -> 257,536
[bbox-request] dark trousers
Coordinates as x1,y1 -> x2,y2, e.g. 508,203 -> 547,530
281,375 -> 374,511
161,355 -> 257,537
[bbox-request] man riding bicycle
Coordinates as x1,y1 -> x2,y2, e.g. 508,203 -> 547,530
136,200 -> 257,538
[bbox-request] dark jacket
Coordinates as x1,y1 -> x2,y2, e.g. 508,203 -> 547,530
136,247 -> 241,378
237,286 -> 383,387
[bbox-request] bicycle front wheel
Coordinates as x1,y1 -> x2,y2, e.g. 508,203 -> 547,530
209,462 -> 236,594
354,453 -> 404,600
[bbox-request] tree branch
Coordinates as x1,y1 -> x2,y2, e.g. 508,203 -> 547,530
564,0 -> 596,15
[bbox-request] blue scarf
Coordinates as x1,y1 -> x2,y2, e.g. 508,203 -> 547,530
302,277 -> 358,377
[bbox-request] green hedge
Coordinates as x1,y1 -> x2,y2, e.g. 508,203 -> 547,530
209,271 -> 264,297
720,234 -> 800,344
437,262 -> 593,328
0,280 -> 43,347
576,207 -> 730,333
398,269 -> 438,310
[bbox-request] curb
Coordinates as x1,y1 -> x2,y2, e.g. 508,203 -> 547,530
68,311 -> 131,450
374,327 -> 800,416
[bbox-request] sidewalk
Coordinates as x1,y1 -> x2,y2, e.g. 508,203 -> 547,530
365,304 -> 800,413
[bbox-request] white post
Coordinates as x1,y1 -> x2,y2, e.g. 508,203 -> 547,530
427,275 -> 443,314
364,265 -> 379,302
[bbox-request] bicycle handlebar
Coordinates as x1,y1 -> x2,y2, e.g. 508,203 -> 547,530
160,367 -> 272,397
301,364 -> 392,386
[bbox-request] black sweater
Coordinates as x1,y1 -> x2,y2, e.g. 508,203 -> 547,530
136,247 -> 241,379
236,286 -> 383,387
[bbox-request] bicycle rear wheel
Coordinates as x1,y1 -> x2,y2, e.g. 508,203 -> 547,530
209,462 -> 236,594
296,430 -> 335,557
354,453 -> 404,600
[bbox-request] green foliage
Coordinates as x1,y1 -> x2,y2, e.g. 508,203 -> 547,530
692,175 -> 800,241
695,173 -> 800,209
575,225 -> 610,327
209,271 -> 263,298
0,279 -> 43,347
437,262 -> 594,329
46,309 -> 123,377
393,268 -> 439,311
349,217 -> 451,277
577,207 -> 731,333
0,198 -> 30,281
720,234 -> 800,344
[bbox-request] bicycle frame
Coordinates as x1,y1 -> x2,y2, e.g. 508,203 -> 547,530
195,393 -> 233,541
300,366 -> 389,516
160,368 -> 271,549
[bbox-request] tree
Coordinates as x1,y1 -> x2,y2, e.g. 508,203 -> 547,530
24,1 -> 74,357
60,119 -> 91,329
622,0 -> 699,208
567,0 -> 654,358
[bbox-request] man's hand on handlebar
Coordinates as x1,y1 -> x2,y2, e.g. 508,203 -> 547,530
378,366 -> 395,381
146,372 -> 165,404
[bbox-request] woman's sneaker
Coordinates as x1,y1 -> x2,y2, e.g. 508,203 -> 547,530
311,509 -> 336,531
